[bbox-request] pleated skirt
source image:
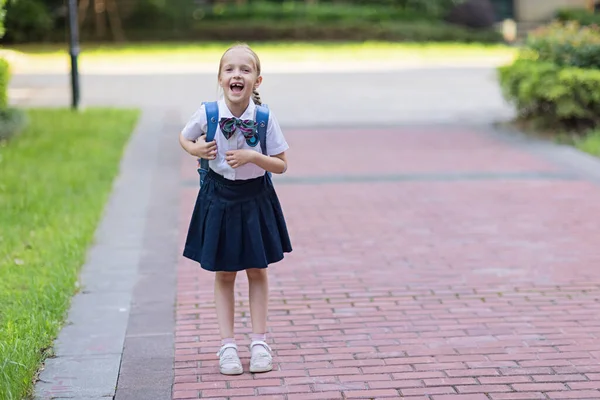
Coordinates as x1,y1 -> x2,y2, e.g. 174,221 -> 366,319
183,169 -> 292,272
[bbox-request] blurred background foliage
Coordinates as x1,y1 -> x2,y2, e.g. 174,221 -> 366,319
1,0 -> 506,44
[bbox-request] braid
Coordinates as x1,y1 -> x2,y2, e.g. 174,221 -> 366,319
252,88 -> 262,105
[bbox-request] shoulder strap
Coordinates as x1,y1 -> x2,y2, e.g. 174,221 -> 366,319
203,101 -> 219,142
199,101 -> 219,172
255,104 -> 269,156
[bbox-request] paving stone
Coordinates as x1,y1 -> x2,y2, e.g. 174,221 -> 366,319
34,354 -> 121,399
175,125 -> 600,399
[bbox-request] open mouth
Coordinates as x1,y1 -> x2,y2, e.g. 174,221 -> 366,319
230,82 -> 244,94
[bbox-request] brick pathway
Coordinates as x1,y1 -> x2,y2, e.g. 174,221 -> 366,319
173,125 -> 600,400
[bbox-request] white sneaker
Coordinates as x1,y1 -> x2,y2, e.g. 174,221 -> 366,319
217,343 -> 243,375
249,340 -> 273,373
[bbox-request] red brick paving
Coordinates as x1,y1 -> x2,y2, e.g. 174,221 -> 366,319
175,126 -> 600,399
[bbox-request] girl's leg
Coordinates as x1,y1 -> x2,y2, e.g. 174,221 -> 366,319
214,271 -> 242,375
246,268 -> 272,373
246,268 -> 269,334
215,271 -> 237,338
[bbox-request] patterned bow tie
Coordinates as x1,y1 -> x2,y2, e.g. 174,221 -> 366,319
219,117 -> 258,144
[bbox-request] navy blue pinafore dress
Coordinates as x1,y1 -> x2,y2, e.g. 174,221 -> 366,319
182,102 -> 292,272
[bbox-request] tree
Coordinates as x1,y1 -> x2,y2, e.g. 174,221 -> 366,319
78,0 -> 125,41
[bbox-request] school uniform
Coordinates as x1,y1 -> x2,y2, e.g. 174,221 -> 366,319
181,99 -> 292,272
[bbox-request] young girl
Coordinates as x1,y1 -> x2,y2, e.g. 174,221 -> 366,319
178,43 -> 292,375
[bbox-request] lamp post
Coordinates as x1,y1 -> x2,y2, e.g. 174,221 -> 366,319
68,0 -> 80,109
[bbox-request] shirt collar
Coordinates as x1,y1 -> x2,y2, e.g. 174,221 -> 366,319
218,99 -> 256,120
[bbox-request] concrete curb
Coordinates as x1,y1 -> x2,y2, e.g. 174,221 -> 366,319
114,112 -> 182,400
33,108 -> 175,399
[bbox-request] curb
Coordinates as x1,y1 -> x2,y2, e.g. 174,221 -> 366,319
33,108 -> 176,399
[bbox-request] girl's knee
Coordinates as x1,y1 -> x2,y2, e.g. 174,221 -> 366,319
216,271 -> 237,283
246,268 -> 268,281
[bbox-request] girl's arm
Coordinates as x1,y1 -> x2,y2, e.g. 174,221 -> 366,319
179,133 -> 217,160
225,150 -> 287,174
251,151 -> 287,174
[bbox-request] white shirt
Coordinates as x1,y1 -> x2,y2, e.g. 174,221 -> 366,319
181,99 -> 289,180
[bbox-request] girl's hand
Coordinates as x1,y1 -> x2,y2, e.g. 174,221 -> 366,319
225,149 -> 256,169
191,134 -> 217,160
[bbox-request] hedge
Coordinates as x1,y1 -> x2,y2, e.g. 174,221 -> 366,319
498,59 -> 600,130
120,20 -> 503,43
556,7 -> 600,26
3,0 -> 501,44
526,21 -> 600,69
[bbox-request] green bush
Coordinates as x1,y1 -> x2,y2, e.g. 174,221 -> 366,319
0,58 -> 26,141
0,107 -> 28,141
556,7 -> 600,26
575,129 -> 600,156
2,0 -> 500,44
0,0 -> 6,39
199,2 -> 436,23
0,57 -> 8,109
121,20 -> 502,43
498,59 -> 600,130
3,0 -> 54,43
525,21 -> 600,69
123,0 -> 462,28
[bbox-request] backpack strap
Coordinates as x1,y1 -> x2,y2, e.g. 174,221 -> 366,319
255,104 -> 269,156
254,104 -> 271,178
204,101 -> 219,142
198,101 -> 219,185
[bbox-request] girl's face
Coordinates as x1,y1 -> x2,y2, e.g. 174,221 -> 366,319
218,47 -> 262,107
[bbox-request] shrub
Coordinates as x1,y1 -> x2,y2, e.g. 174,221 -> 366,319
0,57 -> 9,108
0,58 -> 27,141
498,59 -> 600,130
0,0 -> 6,39
0,107 -> 27,141
575,129 -> 600,156
3,0 -> 54,43
122,20 -> 502,43
2,0 -> 502,44
525,21 -> 600,69
556,7 -> 600,26
198,2 -> 437,23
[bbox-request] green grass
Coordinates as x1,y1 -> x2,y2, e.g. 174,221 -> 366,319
0,108 -> 140,400
5,41 -> 517,63
576,129 -> 600,157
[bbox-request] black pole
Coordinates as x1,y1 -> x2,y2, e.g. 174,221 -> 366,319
68,0 -> 80,109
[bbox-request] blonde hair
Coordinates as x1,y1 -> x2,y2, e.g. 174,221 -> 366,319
218,42 -> 263,105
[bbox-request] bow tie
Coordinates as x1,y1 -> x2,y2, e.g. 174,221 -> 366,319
219,117 -> 258,146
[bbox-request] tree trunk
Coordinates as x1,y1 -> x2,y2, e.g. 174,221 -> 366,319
94,0 -> 107,39
78,0 -> 90,25
106,0 -> 126,41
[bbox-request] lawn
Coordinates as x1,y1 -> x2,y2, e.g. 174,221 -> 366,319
576,130 -> 600,157
0,108 -> 140,400
3,41 -> 517,73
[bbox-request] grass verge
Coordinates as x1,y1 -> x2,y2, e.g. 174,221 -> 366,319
0,108 -> 140,400
575,130 -> 600,157
501,119 -> 600,159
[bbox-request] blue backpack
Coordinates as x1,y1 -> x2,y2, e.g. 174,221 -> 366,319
198,101 -> 270,186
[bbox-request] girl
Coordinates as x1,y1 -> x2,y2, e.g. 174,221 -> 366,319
178,43 -> 292,375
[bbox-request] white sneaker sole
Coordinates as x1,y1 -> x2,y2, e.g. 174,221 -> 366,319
220,365 -> 243,375
249,363 -> 273,373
